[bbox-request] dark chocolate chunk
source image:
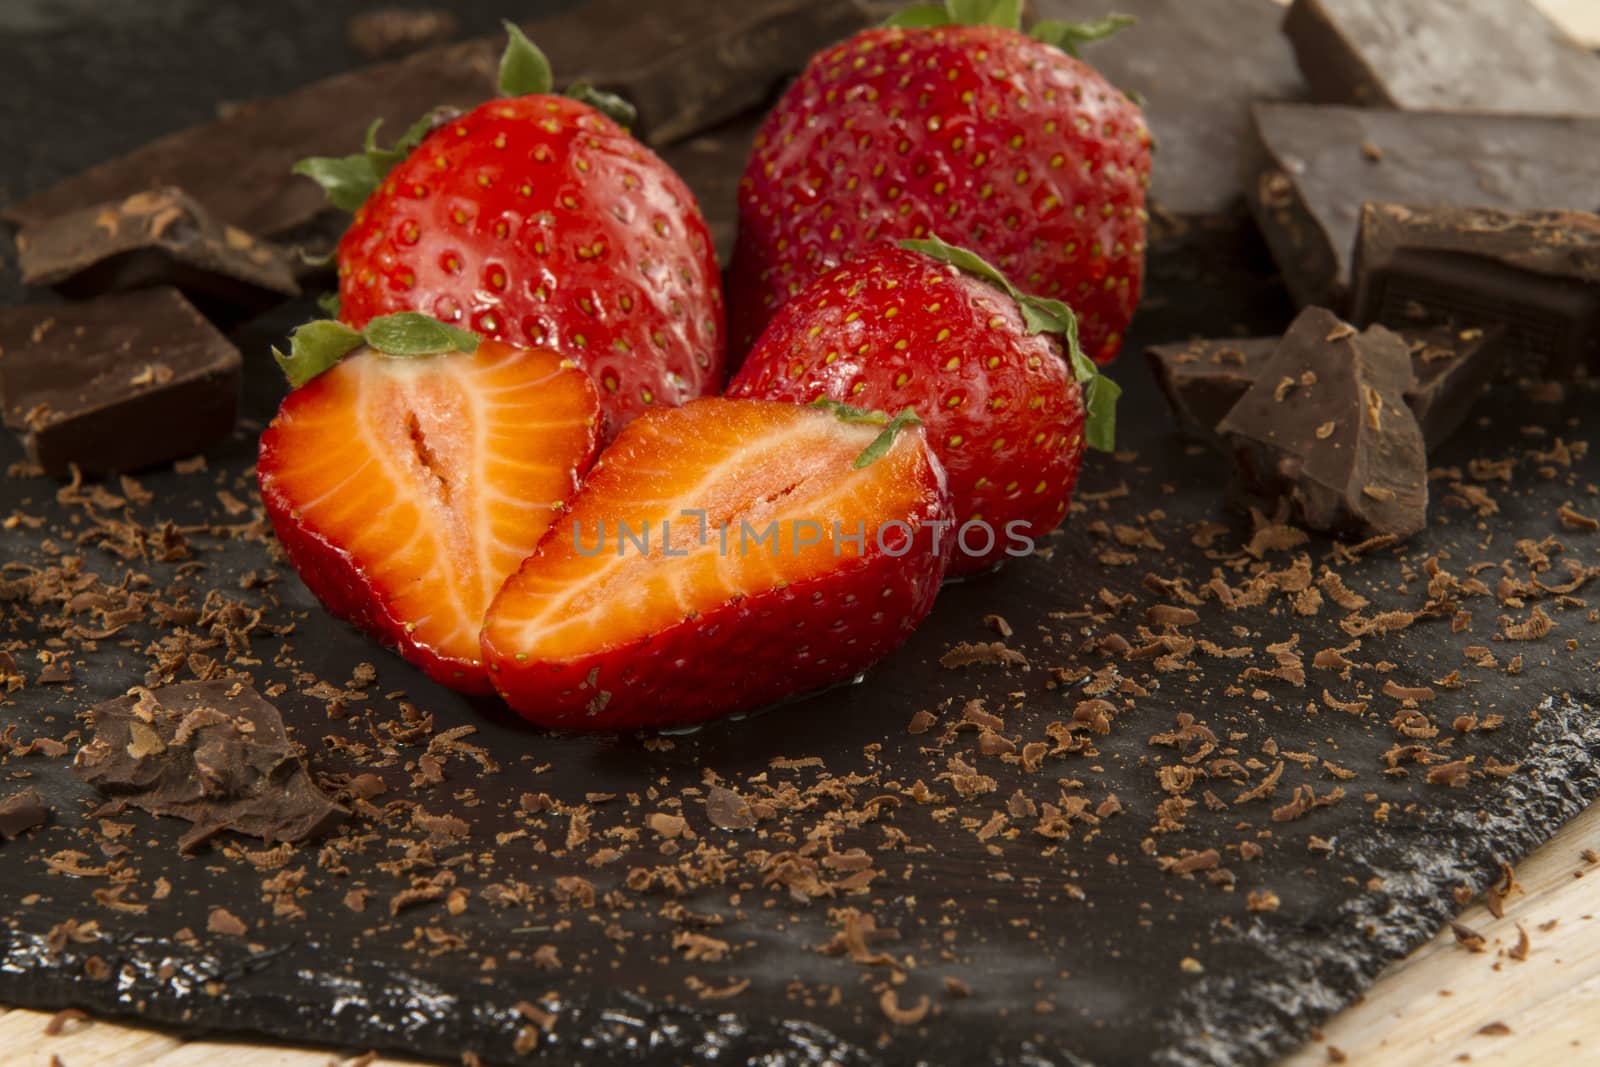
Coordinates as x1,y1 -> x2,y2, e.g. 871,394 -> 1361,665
16,186 -> 300,320
1283,0 -> 1600,114
72,679 -> 347,854
1150,323 -> 1505,451
1352,202 -> 1600,380
347,8 -> 459,60
0,788 -> 51,841
1145,337 -> 1278,441
0,288 -> 242,478
1399,323 -> 1507,450
1218,307 -> 1428,539
1248,105 -> 1600,308
1031,0 -> 1304,219
4,0 -> 868,238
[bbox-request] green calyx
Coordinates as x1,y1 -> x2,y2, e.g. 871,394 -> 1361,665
883,0 -> 1135,57
900,236 -> 1120,454
295,22 -> 638,216
810,398 -> 925,469
272,312 -> 478,389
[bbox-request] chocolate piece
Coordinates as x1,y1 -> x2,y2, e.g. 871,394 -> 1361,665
1352,202 -> 1600,380
1399,323 -> 1507,449
1150,323 -> 1505,451
1249,105 -> 1600,308
4,0 -> 869,238
347,8 -> 459,60
0,288 -> 242,478
1283,0 -> 1600,114
73,680 -> 347,853
1031,0 -> 1304,219
16,186 -> 299,319
1218,307 -> 1428,539
1145,337 -> 1278,439
0,788 -> 51,840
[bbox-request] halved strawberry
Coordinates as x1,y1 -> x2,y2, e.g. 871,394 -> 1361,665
480,398 -> 953,730
258,313 -> 600,692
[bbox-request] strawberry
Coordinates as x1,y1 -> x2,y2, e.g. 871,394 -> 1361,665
729,238 -> 1117,575
479,397 -> 953,730
727,1 -> 1150,366
296,25 -> 724,433
258,312 -> 600,692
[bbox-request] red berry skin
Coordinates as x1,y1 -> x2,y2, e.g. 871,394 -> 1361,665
728,24 -> 1150,367
338,95 -> 725,432
728,245 -> 1086,576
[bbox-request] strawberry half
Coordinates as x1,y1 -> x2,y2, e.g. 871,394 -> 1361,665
480,398 -> 953,730
730,238 -> 1118,575
727,2 -> 1150,366
258,313 -> 600,692
297,25 -> 724,433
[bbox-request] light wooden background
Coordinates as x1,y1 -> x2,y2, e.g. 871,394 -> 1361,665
5,1 -> 1598,1065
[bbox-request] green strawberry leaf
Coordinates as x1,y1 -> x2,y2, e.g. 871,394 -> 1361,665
273,320 -> 364,389
1029,13 -> 1136,57
499,20 -> 553,97
853,408 -> 924,470
292,111 -> 440,215
882,4 -> 950,28
316,291 -> 341,319
899,236 -> 1119,453
565,81 -> 638,128
363,312 -> 480,357
810,397 -> 891,426
886,0 -> 1021,29
273,312 -> 478,389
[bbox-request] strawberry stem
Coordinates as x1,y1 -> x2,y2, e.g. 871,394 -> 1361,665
899,236 -> 1120,453
853,408 -> 923,470
882,0 -> 1136,56
498,20 -> 553,96
273,312 -> 479,389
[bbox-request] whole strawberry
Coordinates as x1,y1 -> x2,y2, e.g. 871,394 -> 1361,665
728,238 -> 1118,575
297,25 -> 724,432
727,3 -> 1150,366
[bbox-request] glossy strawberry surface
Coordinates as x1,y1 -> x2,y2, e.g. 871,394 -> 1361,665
480,398 -> 953,729
730,244 -> 1086,574
337,95 -> 724,432
729,24 -> 1150,366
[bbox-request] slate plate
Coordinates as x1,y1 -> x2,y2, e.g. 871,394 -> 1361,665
1,5 -> 1598,1067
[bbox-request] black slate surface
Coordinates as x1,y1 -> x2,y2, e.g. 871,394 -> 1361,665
2,5 -> 1598,1067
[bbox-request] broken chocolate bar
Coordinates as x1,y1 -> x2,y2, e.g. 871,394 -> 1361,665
1352,202 -> 1600,380
1149,322 -> 1504,451
1283,0 -> 1600,114
73,680 -> 347,853
1248,105 -> 1600,309
0,288 -> 242,478
1400,324 -> 1506,450
1033,0 -> 1304,220
347,8 -> 459,60
1145,337 -> 1278,439
0,788 -> 51,841
16,186 -> 299,320
4,0 -> 867,239
1217,307 -> 1428,539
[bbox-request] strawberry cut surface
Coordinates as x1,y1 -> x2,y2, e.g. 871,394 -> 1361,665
259,341 -> 599,691
480,398 -> 953,730
337,95 -> 724,432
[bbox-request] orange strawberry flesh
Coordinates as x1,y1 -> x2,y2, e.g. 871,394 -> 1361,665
483,398 -> 935,662
264,342 -> 596,676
